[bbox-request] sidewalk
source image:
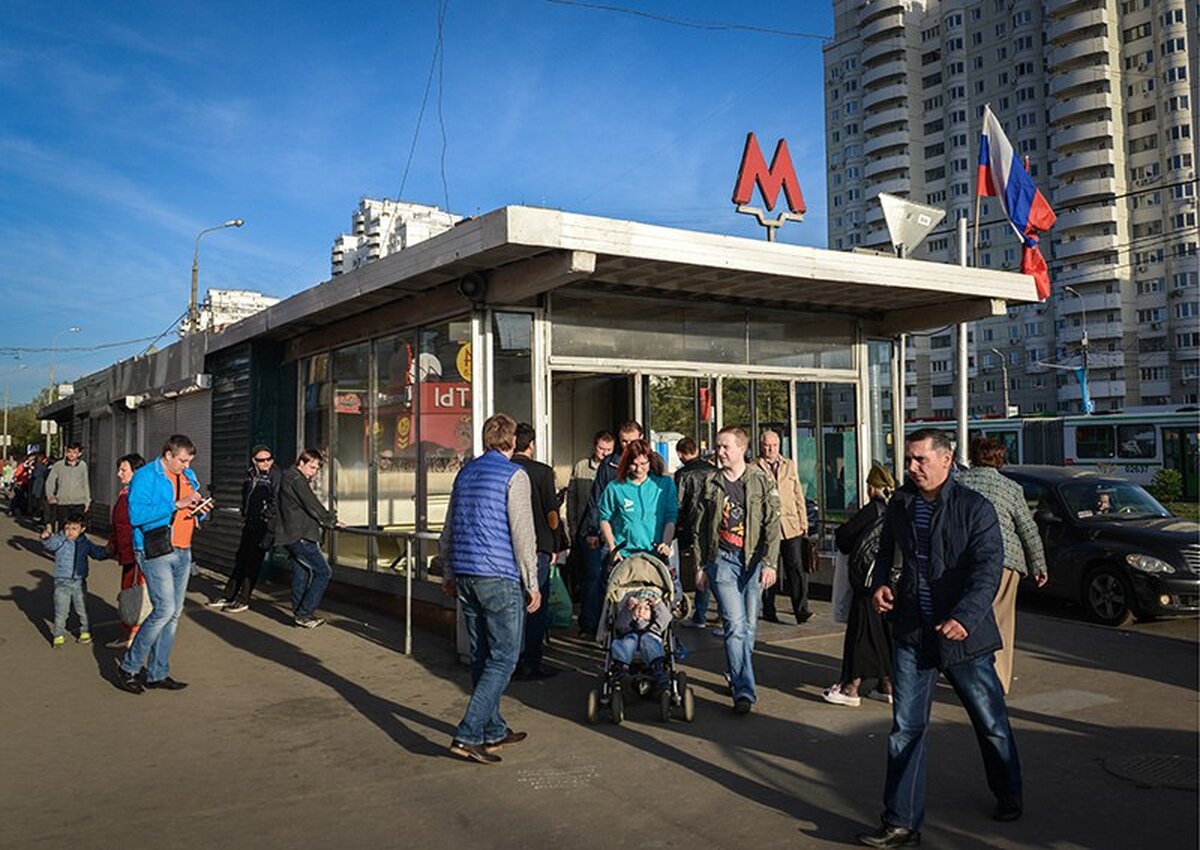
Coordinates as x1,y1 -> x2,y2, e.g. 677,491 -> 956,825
0,510 -> 1195,849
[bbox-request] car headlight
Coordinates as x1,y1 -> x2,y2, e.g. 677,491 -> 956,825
1125,553 -> 1176,574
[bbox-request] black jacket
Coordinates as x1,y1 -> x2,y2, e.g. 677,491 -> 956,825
241,465 -> 282,527
512,455 -> 558,555
276,467 -> 336,547
674,458 -> 712,549
872,477 -> 1004,669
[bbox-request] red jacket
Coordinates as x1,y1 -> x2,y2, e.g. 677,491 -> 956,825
111,488 -> 135,565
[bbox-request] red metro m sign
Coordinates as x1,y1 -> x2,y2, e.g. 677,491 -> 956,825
732,132 -> 806,241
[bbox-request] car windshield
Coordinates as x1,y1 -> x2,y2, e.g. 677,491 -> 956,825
1059,481 -> 1171,520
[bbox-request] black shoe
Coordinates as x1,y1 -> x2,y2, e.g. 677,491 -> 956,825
733,697 -> 753,715
484,730 -> 528,752
761,611 -> 781,623
113,661 -> 144,695
993,797 -> 1023,822
857,824 -> 920,847
517,665 -> 559,680
450,740 -> 501,764
144,676 -> 188,691
796,610 -> 814,624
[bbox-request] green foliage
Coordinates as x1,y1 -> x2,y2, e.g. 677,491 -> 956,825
1149,468 -> 1184,504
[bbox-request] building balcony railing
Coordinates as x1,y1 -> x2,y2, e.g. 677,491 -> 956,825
1050,66 -> 1110,98
1054,232 -> 1120,261
1049,92 -> 1112,125
1051,35 -> 1111,68
859,0 -> 907,25
862,82 -> 908,111
1052,176 -> 1118,206
862,104 -> 909,133
1053,118 -> 1114,149
1057,290 -> 1122,316
1046,0 -> 1104,14
862,60 -> 907,89
864,127 -> 911,156
1054,204 -> 1117,232
1053,147 -> 1117,180
870,174 -> 912,195
864,153 -> 911,179
1059,379 -> 1126,402
862,35 -> 906,65
861,9 -> 904,41
1047,8 -> 1109,44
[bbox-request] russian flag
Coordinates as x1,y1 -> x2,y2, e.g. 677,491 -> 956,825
977,105 -> 1056,299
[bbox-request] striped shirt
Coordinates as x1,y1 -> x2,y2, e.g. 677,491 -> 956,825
913,496 -> 936,622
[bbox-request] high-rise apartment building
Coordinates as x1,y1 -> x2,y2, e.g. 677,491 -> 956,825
825,0 -> 1198,418
331,199 -> 461,277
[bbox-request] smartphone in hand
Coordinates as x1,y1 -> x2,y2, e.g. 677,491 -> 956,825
188,497 -> 215,517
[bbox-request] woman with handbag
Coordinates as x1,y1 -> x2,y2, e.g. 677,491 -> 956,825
107,453 -> 146,649
822,464 -> 895,707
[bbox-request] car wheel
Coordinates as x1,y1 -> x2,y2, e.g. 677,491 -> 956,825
1083,565 -> 1135,627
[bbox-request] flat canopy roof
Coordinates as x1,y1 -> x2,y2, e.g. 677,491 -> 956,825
210,205 -> 1038,353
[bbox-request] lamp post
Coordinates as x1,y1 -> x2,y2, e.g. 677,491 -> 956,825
189,219 -> 245,334
990,347 -> 1010,418
1064,285 -> 1091,413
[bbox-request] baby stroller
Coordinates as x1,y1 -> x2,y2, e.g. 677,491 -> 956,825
586,552 -> 696,725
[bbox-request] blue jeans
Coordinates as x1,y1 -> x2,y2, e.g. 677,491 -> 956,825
519,553 -> 552,668
287,539 -> 332,620
52,578 -> 88,638
610,631 -> 665,665
690,587 -> 712,624
455,575 -> 525,746
579,544 -> 606,633
883,636 -> 1023,830
121,548 -> 191,683
709,548 -> 763,703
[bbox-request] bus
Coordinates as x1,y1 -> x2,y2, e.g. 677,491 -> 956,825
905,409 -> 1200,499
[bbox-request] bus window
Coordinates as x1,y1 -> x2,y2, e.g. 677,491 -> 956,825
1116,424 -> 1156,459
992,430 -> 1020,464
1075,425 -> 1115,459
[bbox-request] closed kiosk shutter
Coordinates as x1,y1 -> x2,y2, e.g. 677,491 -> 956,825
90,414 -> 115,529
193,348 -> 251,573
145,403 -> 176,467
175,392 -> 212,486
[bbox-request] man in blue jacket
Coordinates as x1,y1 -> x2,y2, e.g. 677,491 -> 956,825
115,434 -> 205,695
857,429 -> 1022,849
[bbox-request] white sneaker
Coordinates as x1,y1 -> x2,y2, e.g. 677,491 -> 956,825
821,684 -> 861,707
206,599 -> 229,609
224,602 -> 249,613
679,618 -> 706,629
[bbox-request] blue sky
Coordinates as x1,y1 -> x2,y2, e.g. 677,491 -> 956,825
0,1 -> 833,404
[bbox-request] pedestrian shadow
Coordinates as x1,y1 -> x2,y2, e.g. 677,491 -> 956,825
189,607 -> 454,758
0,569 -> 56,642
7,534 -> 48,556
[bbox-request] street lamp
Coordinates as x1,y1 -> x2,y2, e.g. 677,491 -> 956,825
1063,285 -> 1090,413
989,347 -> 1010,418
189,219 -> 245,334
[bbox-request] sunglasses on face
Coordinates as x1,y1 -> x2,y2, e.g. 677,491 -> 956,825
254,456 -> 273,463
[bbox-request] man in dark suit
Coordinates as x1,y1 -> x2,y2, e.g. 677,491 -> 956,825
512,422 -> 561,679
857,429 -> 1023,848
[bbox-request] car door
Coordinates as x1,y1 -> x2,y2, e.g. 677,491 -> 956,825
1016,478 -> 1071,599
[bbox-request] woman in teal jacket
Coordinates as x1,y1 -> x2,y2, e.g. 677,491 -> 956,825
597,439 -> 677,564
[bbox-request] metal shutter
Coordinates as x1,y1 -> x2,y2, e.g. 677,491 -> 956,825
144,403 -> 176,467
174,392 -> 212,486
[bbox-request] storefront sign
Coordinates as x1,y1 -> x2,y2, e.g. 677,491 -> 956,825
334,391 -> 363,415
732,132 -> 806,241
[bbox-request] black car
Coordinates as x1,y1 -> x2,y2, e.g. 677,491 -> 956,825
1000,465 -> 1200,626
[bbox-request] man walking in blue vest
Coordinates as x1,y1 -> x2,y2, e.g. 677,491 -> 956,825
440,413 -> 540,764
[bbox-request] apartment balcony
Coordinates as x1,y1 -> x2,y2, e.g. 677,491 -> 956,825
1046,0 -> 1100,13
1047,8 -> 1110,44
1087,350 -> 1126,369
866,203 -> 886,225
1053,118 -> 1114,149
1052,35 -> 1112,67
1049,92 -> 1112,125
1059,321 -> 1125,344
870,174 -> 912,195
859,0 -> 907,25
863,35 -> 906,65
862,60 -> 907,88
863,82 -> 907,110
864,127 -> 911,156
861,9 -> 904,40
862,104 -> 909,133
1055,204 -> 1118,232
1059,379 -> 1126,402
1057,291 -> 1123,316
865,153 -> 910,179
1053,175 -> 1118,206
1053,147 -> 1117,180
1175,345 -> 1200,360
1050,66 -> 1109,97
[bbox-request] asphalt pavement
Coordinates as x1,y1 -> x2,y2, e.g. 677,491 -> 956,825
1,510 -> 1196,849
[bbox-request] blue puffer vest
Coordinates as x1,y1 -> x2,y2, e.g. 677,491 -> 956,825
449,450 -> 519,581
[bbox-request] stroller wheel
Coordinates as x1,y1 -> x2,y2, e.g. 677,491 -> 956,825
659,689 -> 672,722
610,688 -> 625,725
674,671 -> 689,705
683,687 -> 696,722
586,689 -> 599,724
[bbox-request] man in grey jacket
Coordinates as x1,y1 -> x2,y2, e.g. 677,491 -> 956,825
46,443 -> 90,532
276,449 -> 344,628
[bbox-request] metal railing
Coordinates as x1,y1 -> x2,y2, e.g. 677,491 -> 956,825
333,527 -> 441,656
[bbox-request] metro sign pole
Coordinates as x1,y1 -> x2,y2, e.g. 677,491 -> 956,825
731,132 -> 807,241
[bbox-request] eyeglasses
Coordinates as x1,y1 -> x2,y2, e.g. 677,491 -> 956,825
254,456 -> 273,463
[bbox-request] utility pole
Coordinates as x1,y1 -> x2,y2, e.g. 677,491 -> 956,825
990,347 -> 1010,418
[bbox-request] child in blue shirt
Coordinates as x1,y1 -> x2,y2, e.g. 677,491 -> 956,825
41,511 -> 109,647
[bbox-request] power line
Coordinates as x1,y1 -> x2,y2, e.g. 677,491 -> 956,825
0,336 -> 160,355
543,0 -> 830,40
397,3 -> 445,200
437,0 -> 451,211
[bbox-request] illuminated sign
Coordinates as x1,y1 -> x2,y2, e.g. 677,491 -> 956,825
732,132 -> 806,241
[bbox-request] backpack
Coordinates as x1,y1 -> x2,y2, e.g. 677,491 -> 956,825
847,513 -> 885,590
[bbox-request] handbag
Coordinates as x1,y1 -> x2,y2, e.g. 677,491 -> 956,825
142,525 -> 174,559
118,565 -> 152,626
548,565 -> 574,630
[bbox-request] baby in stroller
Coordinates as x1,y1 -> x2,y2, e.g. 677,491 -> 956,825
611,588 -> 671,692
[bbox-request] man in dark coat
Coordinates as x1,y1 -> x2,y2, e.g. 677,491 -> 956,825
857,429 -> 1023,848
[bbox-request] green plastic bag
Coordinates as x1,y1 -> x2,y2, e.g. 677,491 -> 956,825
548,564 -> 573,629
